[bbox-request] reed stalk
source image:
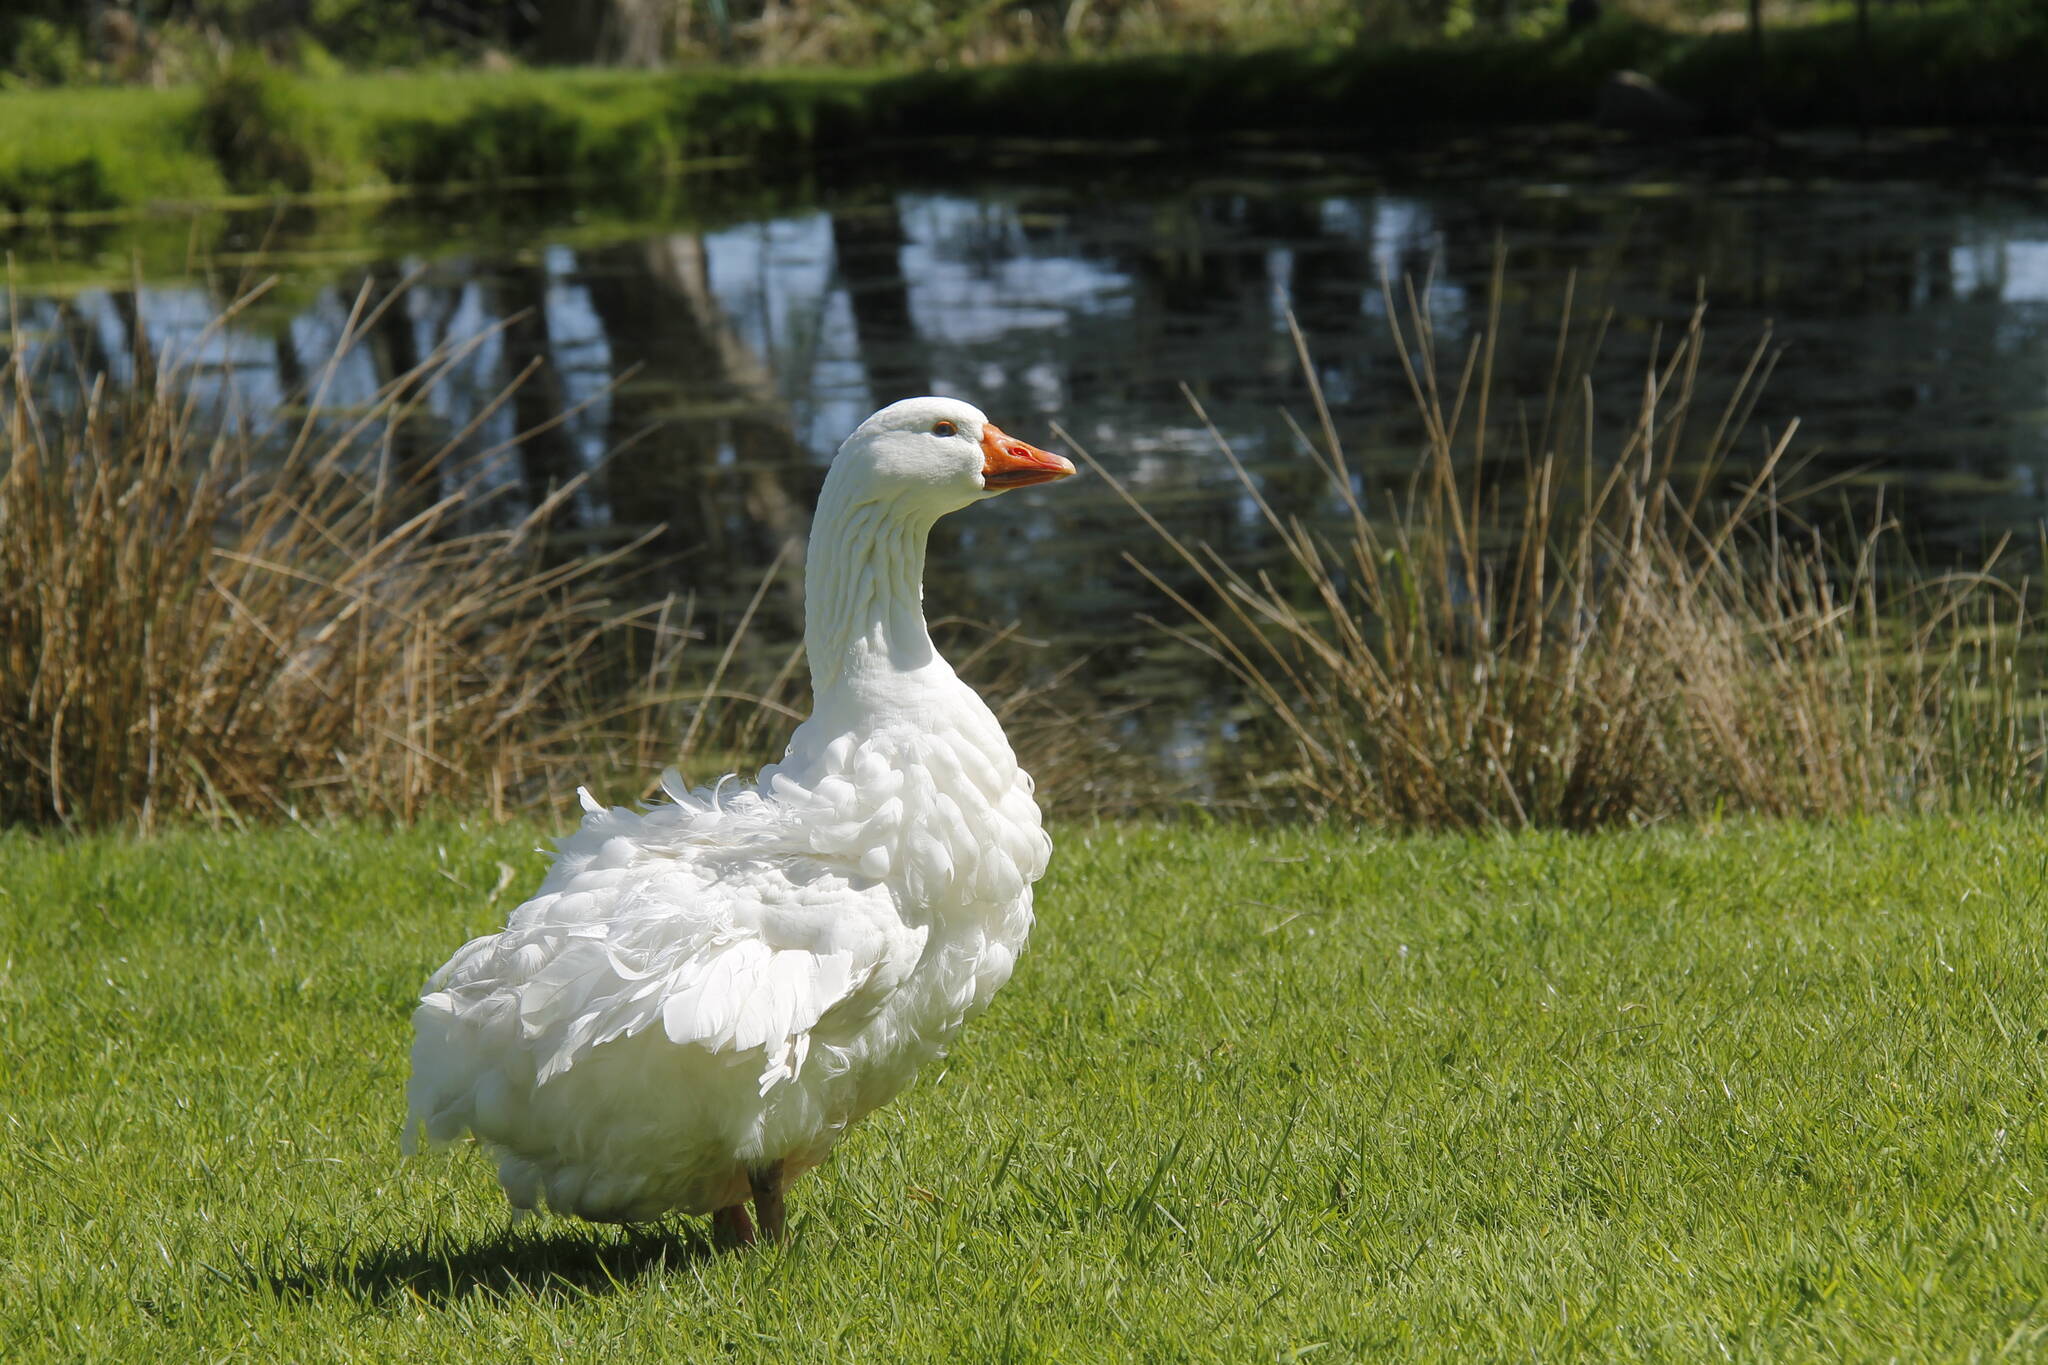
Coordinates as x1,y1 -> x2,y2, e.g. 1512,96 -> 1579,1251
0,274 -> 1144,829
0,277 -> 712,830
1079,267 -> 2045,829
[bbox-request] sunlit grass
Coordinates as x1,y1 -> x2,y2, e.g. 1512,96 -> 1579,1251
0,84 -> 223,214
4,815 -> 2047,1359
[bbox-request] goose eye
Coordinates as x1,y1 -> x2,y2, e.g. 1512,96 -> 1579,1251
931,420 -> 957,438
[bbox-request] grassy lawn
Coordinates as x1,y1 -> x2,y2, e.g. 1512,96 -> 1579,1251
3,813 -> 2046,1359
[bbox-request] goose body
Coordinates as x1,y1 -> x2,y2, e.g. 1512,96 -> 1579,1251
403,397 -> 1075,1233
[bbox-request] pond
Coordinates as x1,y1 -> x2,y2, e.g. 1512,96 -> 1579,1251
9,133 -> 2047,790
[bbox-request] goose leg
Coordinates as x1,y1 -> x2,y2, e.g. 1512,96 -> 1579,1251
749,1161 -> 787,1243
711,1201 -> 756,1249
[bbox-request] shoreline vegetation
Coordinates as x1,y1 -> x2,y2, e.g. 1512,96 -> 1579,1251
0,276 -> 1138,830
1089,278 -> 2048,831
4,265 -> 2041,835
4,6 -> 2047,221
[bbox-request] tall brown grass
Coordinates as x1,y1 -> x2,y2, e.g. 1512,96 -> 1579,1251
1077,267 -> 2046,830
0,276 -> 1144,831
0,278 -> 720,831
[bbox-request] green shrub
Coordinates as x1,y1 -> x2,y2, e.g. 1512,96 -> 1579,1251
0,149 -> 119,216
676,76 -> 876,157
375,94 -> 655,188
193,54 -> 370,194
3,17 -> 91,87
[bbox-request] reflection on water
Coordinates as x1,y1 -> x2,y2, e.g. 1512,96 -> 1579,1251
10,145 -> 2048,781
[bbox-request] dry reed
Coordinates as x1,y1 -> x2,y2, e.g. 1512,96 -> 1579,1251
0,274 -> 1145,831
1077,265 -> 2046,829
0,277 -> 716,830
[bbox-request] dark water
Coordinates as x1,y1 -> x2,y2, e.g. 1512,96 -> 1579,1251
11,136 -> 2048,778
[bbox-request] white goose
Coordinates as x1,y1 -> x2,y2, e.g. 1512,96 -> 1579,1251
404,397 -> 1075,1244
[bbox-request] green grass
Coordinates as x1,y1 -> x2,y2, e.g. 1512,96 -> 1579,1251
0,64 -> 864,216
5,813 -> 2048,1358
0,84 -> 224,214
3,3 -> 2045,218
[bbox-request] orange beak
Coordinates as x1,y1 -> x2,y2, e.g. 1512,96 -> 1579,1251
980,423 -> 1076,491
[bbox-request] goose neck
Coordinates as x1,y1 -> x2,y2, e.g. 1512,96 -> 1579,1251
803,476 -> 944,712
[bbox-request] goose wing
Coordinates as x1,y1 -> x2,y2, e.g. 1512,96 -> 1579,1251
409,834 -> 924,1152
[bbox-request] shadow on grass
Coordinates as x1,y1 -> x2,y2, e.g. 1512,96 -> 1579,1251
265,1221 -> 717,1304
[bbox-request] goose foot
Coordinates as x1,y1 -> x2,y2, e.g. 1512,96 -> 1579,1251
750,1160 -> 787,1243
711,1201 -> 756,1250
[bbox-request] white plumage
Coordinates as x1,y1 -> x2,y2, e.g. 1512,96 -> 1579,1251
403,396 -> 1076,1239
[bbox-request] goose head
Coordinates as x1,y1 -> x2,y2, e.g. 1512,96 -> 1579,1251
802,395 -> 1076,700
834,396 -> 1075,516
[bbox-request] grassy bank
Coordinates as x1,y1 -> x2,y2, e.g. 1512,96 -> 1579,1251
3,815 -> 2047,1358
5,5 -> 2046,218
